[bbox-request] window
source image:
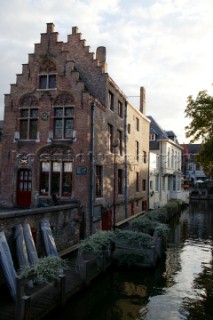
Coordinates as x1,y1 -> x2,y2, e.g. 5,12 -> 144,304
136,141 -> 139,161
39,74 -> 56,89
173,175 -> 176,191
108,124 -> 113,152
19,95 -> 38,140
143,151 -> 147,164
118,169 -> 123,194
53,106 -> 74,139
150,134 -> 155,141
118,101 -> 123,118
20,108 -> 38,140
168,176 -> 171,190
40,161 -> 72,197
171,150 -> 174,169
117,130 -> 122,155
150,180 -> 153,190
142,179 -> 146,191
96,165 -> 103,198
162,177 -> 165,191
155,175 -> 159,192
136,172 -> 139,192
108,91 -> 114,111
136,117 -> 139,131
93,206 -> 102,221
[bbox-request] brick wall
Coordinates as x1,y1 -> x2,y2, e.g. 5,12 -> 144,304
0,204 -> 81,268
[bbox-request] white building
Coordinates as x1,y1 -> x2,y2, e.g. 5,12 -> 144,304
148,116 -> 188,209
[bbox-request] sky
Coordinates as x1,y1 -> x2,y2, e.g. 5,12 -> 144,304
0,0 -> 212,143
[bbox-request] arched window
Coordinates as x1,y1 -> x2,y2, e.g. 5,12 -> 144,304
19,95 -> 39,140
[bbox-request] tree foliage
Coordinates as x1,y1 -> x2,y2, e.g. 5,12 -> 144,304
185,89 -> 213,177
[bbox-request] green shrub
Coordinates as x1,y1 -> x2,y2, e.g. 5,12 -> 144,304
79,231 -> 115,254
130,216 -> 170,241
18,256 -> 68,283
114,229 -> 153,247
145,208 -> 167,222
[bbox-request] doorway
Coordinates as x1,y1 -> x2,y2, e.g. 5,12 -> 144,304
16,169 -> 32,208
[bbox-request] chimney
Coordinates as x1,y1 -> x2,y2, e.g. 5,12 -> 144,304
72,27 -> 79,35
140,87 -> 146,114
46,23 -> 55,34
96,46 -> 107,72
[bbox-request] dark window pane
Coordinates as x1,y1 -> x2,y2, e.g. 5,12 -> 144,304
65,119 -> 73,138
29,120 -> 38,139
62,173 -> 72,196
54,119 -> 62,138
40,172 -> 49,194
65,107 -> 74,116
49,75 -> 56,88
20,110 -> 28,118
39,75 -> 47,89
30,109 -> 38,117
20,120 -> 28,139
52,173 -> 60,194
54,108 -> 63,117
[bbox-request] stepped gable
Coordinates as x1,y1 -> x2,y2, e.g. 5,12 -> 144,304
5,23 -> 99,112
65,26 -> 108,106
5,23 -> 107,111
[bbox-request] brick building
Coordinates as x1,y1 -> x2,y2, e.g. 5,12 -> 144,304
0,23 -> 150,234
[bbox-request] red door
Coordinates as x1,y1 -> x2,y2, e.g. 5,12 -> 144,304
17,169 -> 32,208
102,209 -> 112,231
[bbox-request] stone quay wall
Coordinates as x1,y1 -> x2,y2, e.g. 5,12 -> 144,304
0,204 -> 81,264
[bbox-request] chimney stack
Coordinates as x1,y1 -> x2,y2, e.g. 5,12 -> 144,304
46,23 -> 55,34
96,46 -> 107,73
140,87 -> 146,114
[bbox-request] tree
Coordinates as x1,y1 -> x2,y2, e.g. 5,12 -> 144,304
185,89 -> 213,178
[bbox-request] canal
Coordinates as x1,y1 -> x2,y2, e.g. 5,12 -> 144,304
48,200 -> 213,320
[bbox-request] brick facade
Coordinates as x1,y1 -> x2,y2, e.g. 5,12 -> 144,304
1,23 -> 150,235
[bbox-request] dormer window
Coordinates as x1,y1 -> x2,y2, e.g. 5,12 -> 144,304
39,74 -> 56,89
150,133 -> 156,141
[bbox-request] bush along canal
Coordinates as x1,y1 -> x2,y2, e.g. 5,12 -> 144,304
44,199 -> 213,320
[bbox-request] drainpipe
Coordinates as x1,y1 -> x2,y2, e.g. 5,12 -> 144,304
89,101 -> 95,235
124,100 -> 128,219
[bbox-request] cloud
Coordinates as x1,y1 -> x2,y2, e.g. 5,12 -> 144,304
0,0 -> 212,143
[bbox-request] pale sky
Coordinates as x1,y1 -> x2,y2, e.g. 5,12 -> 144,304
0,0 -> 212,143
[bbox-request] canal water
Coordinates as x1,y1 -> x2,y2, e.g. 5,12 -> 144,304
50,200 -> 213,320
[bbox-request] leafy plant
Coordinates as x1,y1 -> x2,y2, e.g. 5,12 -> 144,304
79,231 -> 115,254
130,216 -> 170,241
155,224 -> 170,240
145,208 -> 167,222
114,229 -> 153,247
18,256 -> 68,283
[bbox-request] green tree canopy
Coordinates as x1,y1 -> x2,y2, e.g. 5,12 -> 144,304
185,89 -> 213,177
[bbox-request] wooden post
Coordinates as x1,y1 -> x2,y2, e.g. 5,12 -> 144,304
23,296 -> 31,320
15,277 -> 25,320
59,274 -> 66,307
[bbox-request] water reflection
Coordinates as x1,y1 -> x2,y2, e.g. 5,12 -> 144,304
47,200 -> 213,320
139,200 -> 213,320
